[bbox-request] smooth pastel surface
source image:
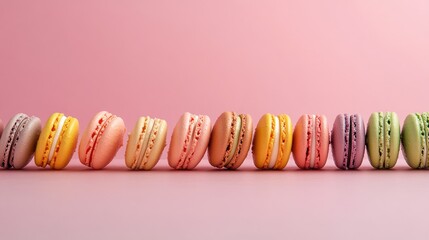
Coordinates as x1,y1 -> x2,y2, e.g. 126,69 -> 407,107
168,112 -> 211,169
366,112 -> 401,169
401,113 -> 429,169
35,113 -> 79,169
125,117 -> 167,170
252,114 -> 293,170
0,158 -> 426,239
331,114 -> 365,169
208,112 -> 253,169
293,114 -> 329,169
79,111 -> 126,169
0,114 -> 41,169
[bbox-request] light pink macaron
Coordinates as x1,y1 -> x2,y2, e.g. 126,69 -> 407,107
79,111 -> 126,169
168,112 -> 211,169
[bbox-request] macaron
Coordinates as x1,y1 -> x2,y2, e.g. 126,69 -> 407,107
168,112 -> 211,169
331,114 -> 365,170
0,113 -> 41,169
35,113 -> 79,169
79,111 -> 126,169
401,112 -> 429,169
366,112 -> 400,169
125,116 -> 167,170
208,112 -> 253,169
292,114 -> 329,169
252,113 -> 293,170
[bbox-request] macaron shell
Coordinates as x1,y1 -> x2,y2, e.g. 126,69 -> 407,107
274,114 -> 293,169
89,116 -> 126,169
12,117 -> 41,169
0,114 -> 27,168
51,117 -> 79,169
142,119 -> 167,170
208,112 -> 234,168
401,113 -> 423,168
331,114 -> 348,169
168,113 -> 192,168
350,114 -> 365,169
228,114 -> 253,169
252,113 -> 274,169
317,115 -> 329,169
185,115 -> 211,169
387,112 -> 401,168
35,113 -> 61,167
292,115 -> 309,169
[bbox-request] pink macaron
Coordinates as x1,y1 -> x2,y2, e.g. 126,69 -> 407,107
168,112 -> 211,169
292,114 -> 330,169
79,111 -> 126,169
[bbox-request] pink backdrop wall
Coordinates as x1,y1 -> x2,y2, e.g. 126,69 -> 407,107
1,0 -> 428,157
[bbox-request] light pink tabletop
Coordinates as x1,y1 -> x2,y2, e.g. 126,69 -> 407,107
0,157 -> 426,239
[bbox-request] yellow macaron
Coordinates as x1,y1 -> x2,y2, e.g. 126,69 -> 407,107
35,113 -> 79,169
252,113 -> 293,170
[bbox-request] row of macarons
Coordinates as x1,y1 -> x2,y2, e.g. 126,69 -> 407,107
0,111 -> 425,170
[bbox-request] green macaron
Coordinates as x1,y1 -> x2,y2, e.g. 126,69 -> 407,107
401,113 -> 429,169
366,112 -> 400,169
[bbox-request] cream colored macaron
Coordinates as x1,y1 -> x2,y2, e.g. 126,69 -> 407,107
125,116 -> 167,170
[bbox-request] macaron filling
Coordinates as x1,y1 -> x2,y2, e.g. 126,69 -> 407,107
140,119 -> 161,169
268,116 -> 280,168
304,115 -> 322,169
309,115 -> 317,168
274,115 -> 286,168
349,115 -> 358,169
226,114 -> 247,168
177,114 -> 205,169
224,114 -> 242,166
1,115 -> 27,168
377,112 -> 385,168
132,117 -> 154,169
47,115 -> 67,163
177,115 -> 198,169
343,114 -> 350,169
384,113 -> 391,168
137,118 -> 161,169
84,113 -> 115,166
7,116 -> 30,168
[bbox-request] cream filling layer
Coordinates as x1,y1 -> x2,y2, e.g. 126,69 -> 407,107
226,115 -> 242,165
268,116 -> 280,168
48,116 -> 67,163
309,115 -> 316,168
137,118 -> 155,168
182,115 -> 199,167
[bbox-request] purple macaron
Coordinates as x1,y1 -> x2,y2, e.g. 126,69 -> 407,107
331,114 -> 365,170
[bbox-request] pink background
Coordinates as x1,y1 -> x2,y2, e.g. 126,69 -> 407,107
1,0 -> 429,239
